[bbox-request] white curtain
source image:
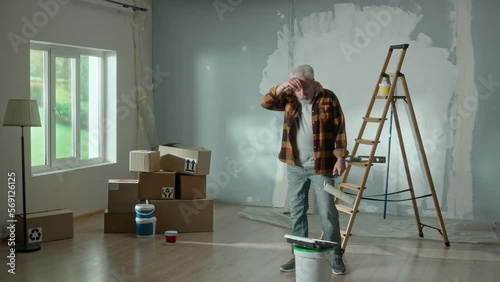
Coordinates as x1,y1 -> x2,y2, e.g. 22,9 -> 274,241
129,0 -> 160,150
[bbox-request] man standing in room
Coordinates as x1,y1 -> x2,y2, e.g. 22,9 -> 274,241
260,64 -> 348,275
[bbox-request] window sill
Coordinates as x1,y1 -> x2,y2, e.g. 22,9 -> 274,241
32,161 -> 116,177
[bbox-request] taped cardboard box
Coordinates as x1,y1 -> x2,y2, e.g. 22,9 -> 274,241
104,210 -> 136,233
138,171 -> 176,200
129,150 -> 160,172
152,198 -> 213,233
15,209 -> 73,243
108,179 -> 139,213
159,144 -> 211,175
176,174 -> 206,199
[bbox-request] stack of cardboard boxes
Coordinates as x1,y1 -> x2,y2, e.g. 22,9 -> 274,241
104,179 -> 139,233
104,144 -> 213,234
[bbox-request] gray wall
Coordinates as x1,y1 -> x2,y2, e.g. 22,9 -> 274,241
471,0 -> 500,221
152,0 -> 500,221
153,0 -> 289,206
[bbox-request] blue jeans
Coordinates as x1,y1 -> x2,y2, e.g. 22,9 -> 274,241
287,164 -> 342,256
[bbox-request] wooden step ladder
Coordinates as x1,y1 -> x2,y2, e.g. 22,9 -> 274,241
334,44 -> 450,251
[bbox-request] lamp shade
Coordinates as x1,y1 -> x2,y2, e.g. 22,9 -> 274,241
3,99 -> 41,127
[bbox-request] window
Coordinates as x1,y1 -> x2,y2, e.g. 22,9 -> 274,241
30,42 -> 113,173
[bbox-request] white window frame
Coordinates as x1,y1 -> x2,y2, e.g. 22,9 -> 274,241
30,42 -> 109,174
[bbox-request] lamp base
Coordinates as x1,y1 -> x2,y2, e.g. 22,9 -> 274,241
15,243 -> 41,253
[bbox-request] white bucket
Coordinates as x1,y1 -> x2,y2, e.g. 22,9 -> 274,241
135,203 -> 155,219
294,246 -> 333,282
135,216 -> 156,238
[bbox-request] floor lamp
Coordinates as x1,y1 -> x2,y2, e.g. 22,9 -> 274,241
3,99 -> 41,253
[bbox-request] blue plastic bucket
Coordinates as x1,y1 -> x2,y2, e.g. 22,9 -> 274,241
135,203 -> 155,219
136,216 -> 156,238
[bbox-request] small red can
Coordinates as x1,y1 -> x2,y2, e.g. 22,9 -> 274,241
165,230 -> 178,244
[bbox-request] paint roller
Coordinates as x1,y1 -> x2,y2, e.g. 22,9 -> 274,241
323,174 -> 355,205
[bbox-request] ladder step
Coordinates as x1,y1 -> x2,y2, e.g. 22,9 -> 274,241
340,229 -> 351,237
355,138 -> 379,145
363,117 -> 385,123
349,161 -> 371,168
339,183 -> 363,191
336,204 -> 356,214
348,156 -> 386,163
372,156 -> 386,163
375,95 -> 388,99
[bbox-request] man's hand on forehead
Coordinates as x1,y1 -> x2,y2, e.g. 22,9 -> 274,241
276,76 -> 314,96
289,77 -> 311,90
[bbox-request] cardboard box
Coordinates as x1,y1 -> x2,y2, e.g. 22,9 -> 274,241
176,174 -> 206,199
104,210 -> 136,233
108,179 -> 139,213
159,144 -> 211,175
138,171 -> 176,200
15,209 -> 73,243
152,199 -> 213,233
129,150 -> 160,172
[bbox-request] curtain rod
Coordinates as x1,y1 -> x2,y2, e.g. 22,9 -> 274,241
103,0 -> 148,12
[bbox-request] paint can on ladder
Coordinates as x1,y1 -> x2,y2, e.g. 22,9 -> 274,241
379,77 -> 391,96
294,245 -> 333,282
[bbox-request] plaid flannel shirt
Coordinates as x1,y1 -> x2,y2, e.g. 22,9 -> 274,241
260,81 -> 348,174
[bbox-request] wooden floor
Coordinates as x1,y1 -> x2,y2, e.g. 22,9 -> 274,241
2,203 -> 500,282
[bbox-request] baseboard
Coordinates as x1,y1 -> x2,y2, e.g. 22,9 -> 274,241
74,209 -> 105,221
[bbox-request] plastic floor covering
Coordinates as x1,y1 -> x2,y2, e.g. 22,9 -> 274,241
237,206 -> 500,244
